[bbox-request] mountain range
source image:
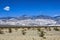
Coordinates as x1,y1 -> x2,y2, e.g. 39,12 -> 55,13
0,15 -> 60,26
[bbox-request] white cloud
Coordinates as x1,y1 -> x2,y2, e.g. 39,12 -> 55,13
4,6 -> 10,11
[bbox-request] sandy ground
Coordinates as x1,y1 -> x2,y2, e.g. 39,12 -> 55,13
0,27 -> 60,40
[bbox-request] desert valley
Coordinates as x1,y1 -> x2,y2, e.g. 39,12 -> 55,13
0,26 -> 60,40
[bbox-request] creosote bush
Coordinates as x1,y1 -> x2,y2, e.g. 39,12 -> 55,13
27,27 -> 31,30
40,31 -> 45,37
37,28 -> 41,32
44,27 -> 47,29
43,37 -> 46,39
0,28 -> 4,34
9,28 -> 12,33
54,27 -> 59,31
48,27 -> 51,31
39,31 -> 46,39
15,28 -> 18,31
0,30 -> 4,34
22,30 -> 26,35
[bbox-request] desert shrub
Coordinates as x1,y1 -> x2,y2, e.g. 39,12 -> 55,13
27,27 -> 31,30
39,31 -> 46,39
39,31 -> 45,37
22,30 -> 26,35
15,28 -> 18,31
37,28 -> 41,32
0,29 -> 4,34
0,30 -> 4,34
48,27 -> 51,31
54,27 -> 59,31
9,28 -> 12,33
44,27 -> 47,29
43,37 -> 46,39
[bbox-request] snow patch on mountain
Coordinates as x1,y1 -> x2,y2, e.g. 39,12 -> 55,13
0,15 -> 60,26
0,19 -> 57,26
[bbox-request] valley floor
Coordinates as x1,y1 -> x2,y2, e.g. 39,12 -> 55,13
0,27 -> 60,40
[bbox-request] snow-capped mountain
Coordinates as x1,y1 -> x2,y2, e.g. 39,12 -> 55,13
0,15 -> 60,26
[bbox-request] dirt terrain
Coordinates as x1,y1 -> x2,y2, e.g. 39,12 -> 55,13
0,27 -> 60,40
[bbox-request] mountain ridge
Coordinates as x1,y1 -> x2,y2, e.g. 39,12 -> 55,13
0,15 -> 60,26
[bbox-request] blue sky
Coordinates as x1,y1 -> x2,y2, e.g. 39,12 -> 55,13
0,0 -> 60,17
